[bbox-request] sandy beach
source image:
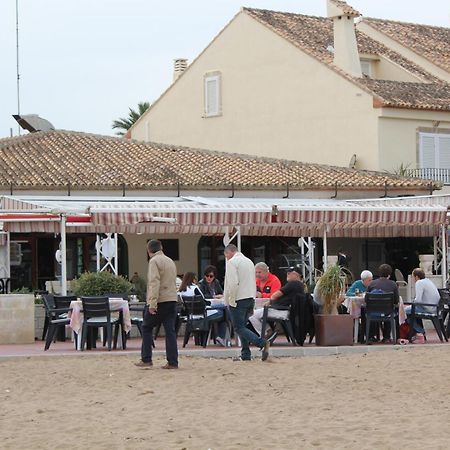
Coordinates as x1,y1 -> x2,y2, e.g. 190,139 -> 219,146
1,347 -> 449,449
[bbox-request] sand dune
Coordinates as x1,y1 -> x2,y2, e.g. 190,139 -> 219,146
1,347 -> 449,449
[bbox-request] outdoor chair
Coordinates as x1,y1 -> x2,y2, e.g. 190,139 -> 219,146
365,293 -> 397,344
52,295 -> 76,341
80,296 -> 122,351
260,304 -> 296,346
290,293 -> 316,346
181,294 -> 222,347
438,288 -> 450,336
406,299 -> 448,343
43,294 -> 72,351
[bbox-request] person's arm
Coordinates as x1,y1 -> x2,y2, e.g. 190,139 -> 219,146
267,289 -> 283,305
224,260 -> 238,305
214,279 -> 224,296
414,281 -> 424,304
346,281 -> 357,296
146,258 -> 160,311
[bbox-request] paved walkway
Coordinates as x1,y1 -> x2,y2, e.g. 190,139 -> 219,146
1,330 -> 447,360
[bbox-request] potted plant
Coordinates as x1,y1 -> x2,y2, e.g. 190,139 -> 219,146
72,271 -> 132,297
314,264 -> 353,346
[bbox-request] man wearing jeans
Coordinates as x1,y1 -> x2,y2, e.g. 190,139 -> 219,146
224,244 -> 271,361
135,239 -> 179,369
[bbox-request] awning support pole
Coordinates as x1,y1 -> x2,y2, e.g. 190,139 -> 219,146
60,215 -> 67,296
114,233 -> 118,275
96,235 -> 101,272
236,226 -> 241,252
323,227 -> 328,271
442,224 -> 447,286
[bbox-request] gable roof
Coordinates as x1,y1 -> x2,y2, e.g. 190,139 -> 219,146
243,8 -> 450,111
0,130 -> 438,193
362,17 -> 450,73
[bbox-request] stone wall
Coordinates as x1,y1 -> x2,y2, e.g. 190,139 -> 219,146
0,294 -> 35,344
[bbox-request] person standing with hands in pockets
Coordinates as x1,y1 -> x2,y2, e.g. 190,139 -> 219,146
135,239 -> 179,369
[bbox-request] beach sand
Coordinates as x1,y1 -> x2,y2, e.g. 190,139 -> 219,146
1,347 -> 449,449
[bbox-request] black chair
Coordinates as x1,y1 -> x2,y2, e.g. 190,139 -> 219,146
291,293 -> 316,346
181,294 -> 222,347
365,293 -> 397,344
407,299 -> 448,343
260,305 -> 296,346
128,302 -> 145,337
43,294 -> 72,351
80,296 -> 121,351
438,288 -> 450,337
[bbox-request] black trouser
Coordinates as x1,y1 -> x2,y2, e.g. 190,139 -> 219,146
141,302 -> 178,367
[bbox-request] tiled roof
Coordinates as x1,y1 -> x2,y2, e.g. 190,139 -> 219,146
0,130 -> 437,192
328,0 -> 360,17
363,18 -> 450,73
243,8 -> 450,111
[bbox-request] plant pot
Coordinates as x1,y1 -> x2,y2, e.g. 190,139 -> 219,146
314,314 -> 353,346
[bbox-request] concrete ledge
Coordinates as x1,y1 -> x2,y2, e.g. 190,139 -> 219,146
0,294 -> 35,344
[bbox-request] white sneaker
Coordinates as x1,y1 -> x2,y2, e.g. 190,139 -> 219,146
216,337 -> 226,347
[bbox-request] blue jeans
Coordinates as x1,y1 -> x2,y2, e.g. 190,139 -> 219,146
229,298 -> 265,360
141,302 -> 178,367
405,305 -> 427,333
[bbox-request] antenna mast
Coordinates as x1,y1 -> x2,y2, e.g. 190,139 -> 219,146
15,0 -> 21,135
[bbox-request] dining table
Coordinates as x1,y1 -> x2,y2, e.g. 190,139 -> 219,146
343,295 -> 407,343
68,298 -> 132,350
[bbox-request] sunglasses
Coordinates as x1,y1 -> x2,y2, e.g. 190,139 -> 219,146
205,274 -> 215,279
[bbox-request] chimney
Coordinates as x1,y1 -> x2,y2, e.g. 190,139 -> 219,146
173,58 -> 188,81
327,0 -> 362,78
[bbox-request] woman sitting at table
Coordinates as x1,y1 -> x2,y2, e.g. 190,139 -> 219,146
346,270 -> 373,296
178,272 -> 227,346
198,265 -> 223,299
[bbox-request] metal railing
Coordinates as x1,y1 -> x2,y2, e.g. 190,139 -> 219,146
405,168 -> 450,185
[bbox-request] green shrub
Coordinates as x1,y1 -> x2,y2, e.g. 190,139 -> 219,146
11,287 -> 32,294
73,271 -> 132,297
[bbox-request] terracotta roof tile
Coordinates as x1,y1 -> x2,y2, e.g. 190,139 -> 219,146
363,17 -> 450,73
0,130 -> 438,192
243,8 -> 450,111
328,0 -> 360,17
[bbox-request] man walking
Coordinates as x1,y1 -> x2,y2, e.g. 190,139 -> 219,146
224,244 -> 272,361
135,239 -> 179,369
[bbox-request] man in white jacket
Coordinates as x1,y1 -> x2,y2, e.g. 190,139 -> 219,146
224,244 -> 271,361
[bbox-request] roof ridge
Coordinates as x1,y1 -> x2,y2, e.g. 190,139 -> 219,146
364,16 -> 450,31
242,7 -> 326,22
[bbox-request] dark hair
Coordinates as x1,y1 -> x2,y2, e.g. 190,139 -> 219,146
179,271 -> 197,292
378,264 -> 392,278
203,265 -> 217,277
412,268 -> 425,280
147,239 -> 162,254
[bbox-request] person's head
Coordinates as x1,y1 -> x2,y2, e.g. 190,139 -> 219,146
378,264 -> 392,279
255,262 -> 270,281
286,267 -> 302,282
147,239 -> 162,257
203,265 -> 218,283
412,267 -> 425,281
179,271 -> 197,292
224,244 -> 238,261
360,270 -> 373,287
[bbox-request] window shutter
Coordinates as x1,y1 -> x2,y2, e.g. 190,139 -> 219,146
437,135 -> 450,169
419,134 -> 436,168
204,74 -> 221,116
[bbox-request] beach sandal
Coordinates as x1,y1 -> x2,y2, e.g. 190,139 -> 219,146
396,338 -> 408,345
411,334 -> 425,344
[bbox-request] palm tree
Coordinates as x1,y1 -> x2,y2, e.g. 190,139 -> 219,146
112,102 -> 150,136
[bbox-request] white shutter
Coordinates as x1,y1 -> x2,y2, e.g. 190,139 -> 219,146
419,134 -> 436,168
360,60 -> 372,77
437,135 -> 450,169
204,74 -> 220,116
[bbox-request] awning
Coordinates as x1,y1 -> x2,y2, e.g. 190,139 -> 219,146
0,195 -> 447,238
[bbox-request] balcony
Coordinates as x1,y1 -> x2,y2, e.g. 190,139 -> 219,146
405,168 -> 450,186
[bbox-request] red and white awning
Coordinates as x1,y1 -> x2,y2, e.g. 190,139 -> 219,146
0,195 -> 447,238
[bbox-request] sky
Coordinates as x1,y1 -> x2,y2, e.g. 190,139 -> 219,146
1,0 -> 449,139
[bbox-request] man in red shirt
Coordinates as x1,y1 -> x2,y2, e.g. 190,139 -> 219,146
255,262 -> 281,299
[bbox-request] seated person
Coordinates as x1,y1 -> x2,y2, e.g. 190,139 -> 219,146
179,271 -> 227,346
249,267 -> 304,337
198,265 -> 223,299
346,270 -> 373,296
366,264 -> 399,343
255,262 -> 282,298
405,268 -> 440,335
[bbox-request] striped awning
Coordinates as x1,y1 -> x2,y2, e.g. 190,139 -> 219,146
0,195 -> 447,238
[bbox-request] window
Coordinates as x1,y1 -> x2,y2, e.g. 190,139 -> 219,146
204,72 -> 221,117
419,132 -> 450,169
360,60 -> 372,78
